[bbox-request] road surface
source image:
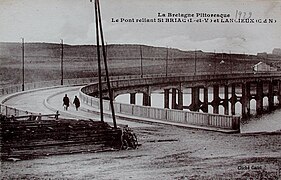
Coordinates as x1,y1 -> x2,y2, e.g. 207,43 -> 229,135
3,86 -> 152,128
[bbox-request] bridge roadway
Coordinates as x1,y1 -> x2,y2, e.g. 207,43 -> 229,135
2,85 -> 281,133
1,86 -> 152,128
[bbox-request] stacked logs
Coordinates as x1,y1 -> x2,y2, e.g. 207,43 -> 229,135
0,115 -> 122,160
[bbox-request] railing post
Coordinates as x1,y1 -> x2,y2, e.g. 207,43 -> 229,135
207,114 -> 211,126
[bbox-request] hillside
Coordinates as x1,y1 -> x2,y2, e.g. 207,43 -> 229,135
0,42 -> 280,86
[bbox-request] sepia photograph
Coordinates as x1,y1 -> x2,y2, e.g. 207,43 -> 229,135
0,0 -> 281,179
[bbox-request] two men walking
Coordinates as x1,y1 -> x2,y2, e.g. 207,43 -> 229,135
63,94 -> 80,111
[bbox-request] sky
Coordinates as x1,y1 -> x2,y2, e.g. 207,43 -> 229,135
0,0 -> 281,54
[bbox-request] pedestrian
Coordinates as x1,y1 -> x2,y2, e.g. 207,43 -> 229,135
73,95 -> 80,111
63,94 -> 70,110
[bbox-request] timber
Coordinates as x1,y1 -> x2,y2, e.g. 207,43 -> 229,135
0,115 -> 122,160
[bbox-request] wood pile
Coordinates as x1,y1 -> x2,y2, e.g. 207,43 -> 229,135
0,115 -> 122,160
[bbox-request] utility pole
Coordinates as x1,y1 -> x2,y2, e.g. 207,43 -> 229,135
214,50 -> 216,75
230,51 -> 232,74
22,38 -> 25,91
221,51 -> 223,74
194,49 -> 197,75
140,45 -> 143,78
244,52 -> 246,73
96,0 -> 117,128
166,47 -> 168,77
105,42 -> 108,56
90,0 -> 118,127
94,0 -> 104,122
61,39 -> 64,85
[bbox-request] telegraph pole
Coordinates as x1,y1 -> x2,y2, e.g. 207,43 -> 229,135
166,47 -> 168,77
94,0 -> 104,122
140,45 -> 143,78
194,49 -> 197,75
105,42 -> 108,56
230,51 -> 232,74
22,38 -> 25,91
61,39 -> 64,85
214,50 -> 216,75
244,52 -> 246,73
96,0 -> 117,128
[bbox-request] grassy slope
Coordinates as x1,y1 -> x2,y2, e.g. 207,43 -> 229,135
1,42 -> 280,86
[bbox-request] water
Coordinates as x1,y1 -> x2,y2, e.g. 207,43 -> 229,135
115,92 -> 281,133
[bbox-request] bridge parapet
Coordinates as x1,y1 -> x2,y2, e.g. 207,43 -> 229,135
79,88 -> 240,132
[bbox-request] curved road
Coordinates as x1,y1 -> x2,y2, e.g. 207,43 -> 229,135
3,86 -> 152,128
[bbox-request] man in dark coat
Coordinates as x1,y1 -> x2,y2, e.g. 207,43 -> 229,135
73,95 -> 80,111
63,94 -> 70,110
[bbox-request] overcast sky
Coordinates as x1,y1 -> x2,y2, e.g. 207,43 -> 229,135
0,0 -> 281,54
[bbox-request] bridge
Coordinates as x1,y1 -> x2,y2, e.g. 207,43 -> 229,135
1,72 -> 281,133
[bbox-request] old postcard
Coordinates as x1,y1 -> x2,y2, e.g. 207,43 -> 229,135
0,0 -> 281,179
